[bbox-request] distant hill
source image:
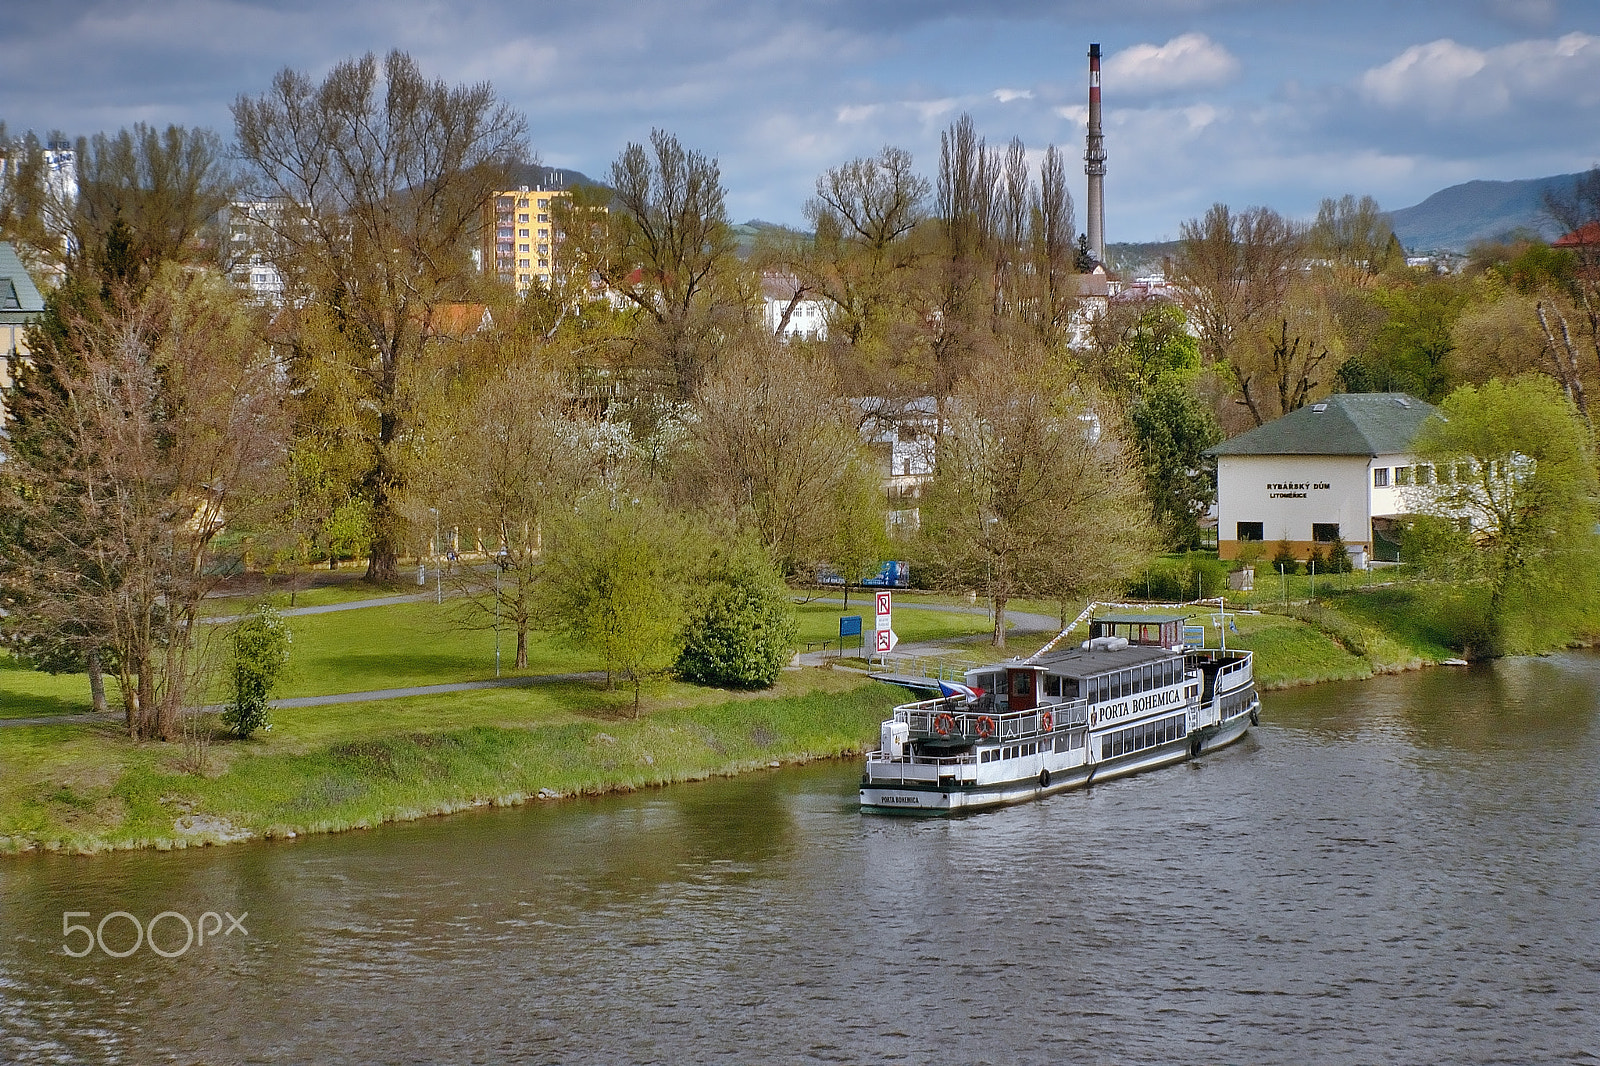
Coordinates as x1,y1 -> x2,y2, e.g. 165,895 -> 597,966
731,218 -> 805,256
1388,173 -> 1585,253
1107,240 -> 1181,278
504,163 -> 602,191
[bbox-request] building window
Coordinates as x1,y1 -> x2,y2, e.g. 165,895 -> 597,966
1312,523 -> 1339,543
1373,468 -> 1389,487
538,213 -> 548,222
1416,465 -> 1432,486
519,243 -> 529,252
518,229 -> 529,237
538,258 -> 549,268
1394,466 -> 1413,486
1237,521 -> 1264,542
518,258 -> 530,268
538,198 -> 549,208
1456,462 -> 1473,482
518,197 -> 529,207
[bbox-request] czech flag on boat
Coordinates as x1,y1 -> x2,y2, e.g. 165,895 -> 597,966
938,680 -> 982,701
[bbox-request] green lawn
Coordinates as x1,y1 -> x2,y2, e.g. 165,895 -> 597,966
1222,611 -> 1373,688
0,652 -> 116,719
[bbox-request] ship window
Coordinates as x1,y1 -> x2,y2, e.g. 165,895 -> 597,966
1142,664 -> 1154,690
1012,673 -> 1031,697
1044,675 -> 1061,697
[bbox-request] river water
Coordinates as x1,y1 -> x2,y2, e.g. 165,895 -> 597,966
3,655 -> 1599,1064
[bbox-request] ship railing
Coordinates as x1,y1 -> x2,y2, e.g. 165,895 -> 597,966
1186,648 -> 1254,688
1213,653 -> 1253,691
875,652 -> 986,684
892,697 -> 1090,741
864,750 -> 975,767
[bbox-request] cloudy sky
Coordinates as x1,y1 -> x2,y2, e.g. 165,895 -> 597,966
4,0 -> 1599,241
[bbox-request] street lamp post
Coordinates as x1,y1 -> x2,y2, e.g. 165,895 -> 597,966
494,560 -> 502,678
429,507 -> 441,605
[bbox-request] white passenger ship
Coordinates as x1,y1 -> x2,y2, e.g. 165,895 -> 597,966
860,613 -> 1260,815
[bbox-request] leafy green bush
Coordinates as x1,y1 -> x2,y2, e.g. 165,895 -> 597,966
223,605 -> 290,739
676,552 -> 798,688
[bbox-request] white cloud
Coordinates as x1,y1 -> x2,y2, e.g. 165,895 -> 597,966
1102,33 -> 1240,95
1359,32 -> 1600,119
993,88 -> 1034,103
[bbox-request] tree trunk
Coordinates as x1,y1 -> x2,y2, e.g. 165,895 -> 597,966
137,658 -> 156,740
87,648 -> 107,715
516,626 -> 528,670
992,592 -> 1008,648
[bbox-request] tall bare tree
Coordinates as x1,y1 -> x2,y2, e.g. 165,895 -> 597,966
578,130 -> 739,398
1534,166 -> 1600,422
918,352 -> 1154,647
233,50 -> 528,581
800,145 -> 930,352
421,358 -> 601,669
1,266 -> 284,738
685,336 -> 882,577
71,124 -> 237,290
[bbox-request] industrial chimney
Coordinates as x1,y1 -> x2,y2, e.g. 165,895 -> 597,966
1084,42 -> 1107,267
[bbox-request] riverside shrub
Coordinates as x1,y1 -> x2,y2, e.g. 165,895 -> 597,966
676,557 -> 798,689
223,605 -> 290,739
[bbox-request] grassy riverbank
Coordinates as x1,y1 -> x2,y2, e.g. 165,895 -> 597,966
2,575 -> 1582,855
0,670 -> 898,854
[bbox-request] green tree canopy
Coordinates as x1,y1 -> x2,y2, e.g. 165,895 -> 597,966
1128,377 -> 1223,550
1412,377 -> 1600,656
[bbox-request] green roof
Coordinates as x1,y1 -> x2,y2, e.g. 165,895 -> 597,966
0,242 -> 46,325
1205,393 -> 1436,457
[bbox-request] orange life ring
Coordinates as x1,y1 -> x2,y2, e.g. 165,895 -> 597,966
976,714 -> 996,738
935,712 -> 955,736
1040,709 -> 1054,732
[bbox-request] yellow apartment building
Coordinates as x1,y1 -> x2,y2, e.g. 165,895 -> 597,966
486,185 -> 570,293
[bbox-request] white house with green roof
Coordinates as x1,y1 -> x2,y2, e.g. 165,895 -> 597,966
1207,393 -> 1438,565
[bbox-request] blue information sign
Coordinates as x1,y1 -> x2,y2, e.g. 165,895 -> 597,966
839,615 -> 863,637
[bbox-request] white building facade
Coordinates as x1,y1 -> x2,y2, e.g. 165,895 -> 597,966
1209,393 -> 1437,564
